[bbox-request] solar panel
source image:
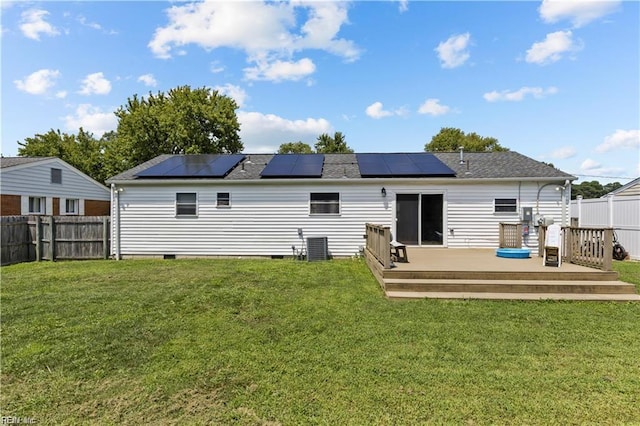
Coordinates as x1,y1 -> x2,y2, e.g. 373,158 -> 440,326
135,154 -> 245,178
356,153 -> 455,177
261,154 -> 324,178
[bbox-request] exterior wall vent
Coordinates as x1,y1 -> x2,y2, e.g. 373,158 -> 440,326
306,237 -> 328,261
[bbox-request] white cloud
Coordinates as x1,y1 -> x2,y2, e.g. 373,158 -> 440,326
213,84 -> 248,108
148,2 -> 359,82
581,158 -> 601,170
137,73 -> 158,87
550,146 -> 577,160
435,33 -> 471,69
79,72 -> 112,95
596,129 -> 640,153
210,61 -> 225,74
525,31 -> 580,65
238,111 -> 331,153
19,9 -> 59,40
398,0 -> 409,13
417,98 -> 451,116
539,0 -> 620,28
579,158 -> 626,177
64,104 -> 117,137
55,91 -> 67,99
365,101 -> 407,119
244,58 -> 316,82
483,86 -> 558,102
77,15 -> 102,31
14,69 -> 60,95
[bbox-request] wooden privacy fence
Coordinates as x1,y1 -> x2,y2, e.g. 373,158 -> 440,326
1,216 -> 110,266
365,223 -> 391,269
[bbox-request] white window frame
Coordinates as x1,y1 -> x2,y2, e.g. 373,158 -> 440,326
310,192 -> 340,215
176,193 -> 197,217
28,196 -> 46,214
65,198 -> 79,215
51,168 -> 62,184
494,198 -> 518,214
216,192 -> 231,208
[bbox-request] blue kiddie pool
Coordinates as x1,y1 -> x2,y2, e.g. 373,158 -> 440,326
496,248 -> 531,259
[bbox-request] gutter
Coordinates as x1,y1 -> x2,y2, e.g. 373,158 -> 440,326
106,176 -> 577,186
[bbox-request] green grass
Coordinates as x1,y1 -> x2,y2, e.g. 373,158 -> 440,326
1,259 -> 639,425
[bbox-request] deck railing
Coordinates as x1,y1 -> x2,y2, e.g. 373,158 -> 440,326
538,226 -> 613,271
499,223 -> 523,248
365,223 -> 391,269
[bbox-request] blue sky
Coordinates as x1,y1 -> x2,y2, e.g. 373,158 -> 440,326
2,0 -> 639,184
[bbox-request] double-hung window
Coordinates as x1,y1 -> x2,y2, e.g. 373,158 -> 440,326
310,192 -> 340,215
65,199 -> 79,215
176,193 -> 197,216
494,198 -> 517,213
29,197 -> 46,214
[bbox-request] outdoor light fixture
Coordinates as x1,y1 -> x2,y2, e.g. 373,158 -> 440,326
381,187 -> 387,197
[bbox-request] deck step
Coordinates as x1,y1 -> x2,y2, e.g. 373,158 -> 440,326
385,291 -> 640,301
384,279 -> 638,294
383,270 -> 619,281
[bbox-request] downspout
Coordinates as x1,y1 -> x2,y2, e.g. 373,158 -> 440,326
111,183 -> 121,260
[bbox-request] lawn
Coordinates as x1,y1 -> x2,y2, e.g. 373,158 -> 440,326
1,258 -> 639,425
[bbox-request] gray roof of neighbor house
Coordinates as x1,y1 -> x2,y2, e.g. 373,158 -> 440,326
0,156 -> 57,168
107,151 -> 576,183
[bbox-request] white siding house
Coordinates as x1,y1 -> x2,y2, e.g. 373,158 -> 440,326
0,157 -> 111,216
107,152 -> 575,259
570,177 -> 640,260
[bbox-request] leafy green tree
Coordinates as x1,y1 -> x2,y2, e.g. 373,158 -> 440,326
278,141 -> 314,154
314,131 -> 353,153
603,182 -> 623,194
425,127 -> 508,152
110,85 -> 242,173
18,128 -> 110,184
572,180 -> 623,199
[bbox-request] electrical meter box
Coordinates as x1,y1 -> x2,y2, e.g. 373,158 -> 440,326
521,207 -> 533,222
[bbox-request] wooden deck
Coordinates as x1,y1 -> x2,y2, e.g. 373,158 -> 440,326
365,247 -> 640,301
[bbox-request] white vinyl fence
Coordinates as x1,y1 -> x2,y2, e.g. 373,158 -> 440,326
570,195 -> 640,260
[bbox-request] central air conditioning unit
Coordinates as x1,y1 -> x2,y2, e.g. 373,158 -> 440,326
306,237 -> 328,261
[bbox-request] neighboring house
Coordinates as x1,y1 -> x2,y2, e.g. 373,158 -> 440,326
571,176 -> 640,260
602,177 -> 640,197
0,157 -> 110,216
107,151 -> 575,259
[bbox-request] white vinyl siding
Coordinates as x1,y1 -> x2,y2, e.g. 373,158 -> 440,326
114,181 -> 566,258
116,184 -> 390,257
1,159 -> 109,201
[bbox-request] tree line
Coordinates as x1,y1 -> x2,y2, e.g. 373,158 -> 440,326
14,85 -> 623,197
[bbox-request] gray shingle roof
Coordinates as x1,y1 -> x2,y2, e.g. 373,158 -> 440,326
107,151 -> 575,182
432,151 -> 575,179
0,156 -> 56,168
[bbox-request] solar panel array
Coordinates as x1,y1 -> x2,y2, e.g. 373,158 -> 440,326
135,154 -> 245,178
133,153 -> 456,179
260,154 -> 325,178
356,153 -> 456,177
